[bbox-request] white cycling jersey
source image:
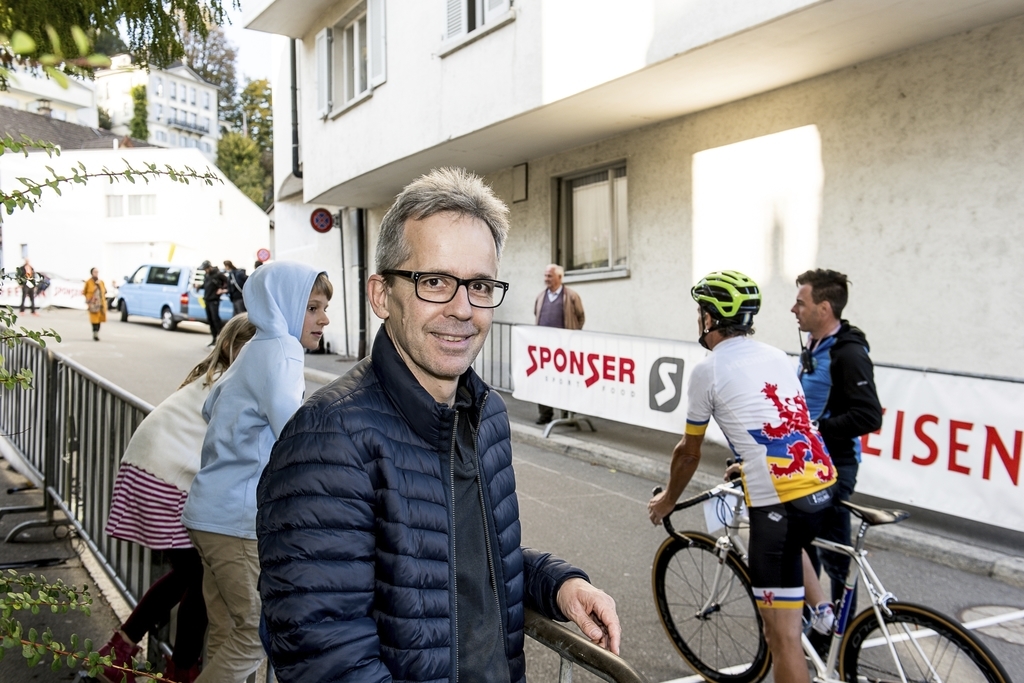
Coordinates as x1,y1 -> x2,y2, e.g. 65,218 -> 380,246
685,336 -> 836,507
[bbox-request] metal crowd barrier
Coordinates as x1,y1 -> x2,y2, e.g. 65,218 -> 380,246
0,335 -> 648,682
474,320 -> 516,392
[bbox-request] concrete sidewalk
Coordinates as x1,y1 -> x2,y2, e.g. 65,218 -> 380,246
303,353 -> 1024,590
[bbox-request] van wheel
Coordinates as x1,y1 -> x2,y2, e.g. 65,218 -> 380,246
161,307 -> 178,331
119,300 -> 129,322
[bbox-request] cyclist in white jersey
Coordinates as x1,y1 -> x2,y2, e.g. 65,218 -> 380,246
648,270 -> 837,683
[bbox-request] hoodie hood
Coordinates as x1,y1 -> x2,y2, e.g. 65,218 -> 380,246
834,320 -> 870,352
242,261 -> 323,340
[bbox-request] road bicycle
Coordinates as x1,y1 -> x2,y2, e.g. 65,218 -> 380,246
651,480 -> 1011,683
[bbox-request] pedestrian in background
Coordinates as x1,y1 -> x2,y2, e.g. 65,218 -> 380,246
533,263 -> 585,424
96,314 -> 257,683
84,267 -> 107,341
223,260 -> 248,316
17,258 -> 39,315
792,269 -> 882,616
200,260 -> 228,346
181,261 -> 331,683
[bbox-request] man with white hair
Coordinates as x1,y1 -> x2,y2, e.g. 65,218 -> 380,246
533,263 -> 585,424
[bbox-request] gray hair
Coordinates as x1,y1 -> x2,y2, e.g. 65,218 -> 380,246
547,263 -> 564,277
376,167 -> 510,274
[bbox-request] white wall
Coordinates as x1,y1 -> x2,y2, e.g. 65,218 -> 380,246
484,14 -> 1024,378
0,148 -> 269,286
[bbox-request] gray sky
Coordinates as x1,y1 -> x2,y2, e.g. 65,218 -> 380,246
223,4 -> 272,84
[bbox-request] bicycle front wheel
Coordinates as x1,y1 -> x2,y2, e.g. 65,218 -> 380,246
652,531 -> 770,683
840,601 -> 1010,683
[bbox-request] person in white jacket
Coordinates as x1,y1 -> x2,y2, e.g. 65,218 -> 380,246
98,313 -> 257,683
181,260 -> 331,683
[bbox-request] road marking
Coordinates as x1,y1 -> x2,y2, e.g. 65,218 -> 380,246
656,610 -> 1024,682
659,663 -> 753,683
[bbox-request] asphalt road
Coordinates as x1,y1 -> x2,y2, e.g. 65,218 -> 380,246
13,308 -> 1024,682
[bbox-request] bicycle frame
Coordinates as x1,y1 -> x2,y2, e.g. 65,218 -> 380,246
692,486 -> 924,683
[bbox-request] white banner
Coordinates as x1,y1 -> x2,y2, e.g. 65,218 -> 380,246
512,326 -> 1023,532
860,368 -> 1023,533
512,326 -> 710,434
0,276 -> 88,311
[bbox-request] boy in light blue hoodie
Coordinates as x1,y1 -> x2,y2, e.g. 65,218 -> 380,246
182,260 -> 331,683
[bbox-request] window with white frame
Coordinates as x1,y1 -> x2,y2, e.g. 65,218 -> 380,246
170,82 -> 177,100
202,91 -> 210,109
189,87 -> 196,105
316,0 -> 386,117
128,195 -> 156,215
155,130 -> 167,142
155,77 -> 163,96
155,103 -> 163,121
106,195 -> 124,218
444,0 -> 511,40
557,164 -> 628,272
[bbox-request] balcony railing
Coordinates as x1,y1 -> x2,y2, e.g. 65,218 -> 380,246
164,116 -> 210,134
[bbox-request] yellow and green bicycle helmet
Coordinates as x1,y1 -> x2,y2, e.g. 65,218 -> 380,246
691,270 -> 762,327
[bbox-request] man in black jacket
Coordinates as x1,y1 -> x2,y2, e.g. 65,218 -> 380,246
257,168 -> 620,683
200,260 -> 228,345
792,269 -> 883,610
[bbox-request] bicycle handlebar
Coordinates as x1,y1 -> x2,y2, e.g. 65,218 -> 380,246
653,480 -> 743,538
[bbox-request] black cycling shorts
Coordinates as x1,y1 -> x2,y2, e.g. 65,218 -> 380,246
747,486 -> 833,610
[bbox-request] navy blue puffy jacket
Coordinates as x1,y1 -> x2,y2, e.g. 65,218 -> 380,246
257,330 -> 587,682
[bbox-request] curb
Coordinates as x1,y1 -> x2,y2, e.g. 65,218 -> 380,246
510,422 -> 1024,590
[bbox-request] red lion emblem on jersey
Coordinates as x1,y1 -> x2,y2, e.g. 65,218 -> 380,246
760,383 -> 834,482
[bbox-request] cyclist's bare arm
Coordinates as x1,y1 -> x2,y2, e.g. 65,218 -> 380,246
648,432 -> 704,525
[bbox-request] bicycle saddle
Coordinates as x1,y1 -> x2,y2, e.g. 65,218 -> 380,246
840,500 -> 910,526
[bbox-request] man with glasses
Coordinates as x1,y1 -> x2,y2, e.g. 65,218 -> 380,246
257,167 -> 620,683
791,269 -> 882,615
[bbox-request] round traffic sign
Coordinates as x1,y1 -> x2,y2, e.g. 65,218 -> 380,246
256,248 -> 271,262
310,208 -> 334,233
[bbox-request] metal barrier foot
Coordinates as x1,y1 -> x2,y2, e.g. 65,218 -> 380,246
542,412 -> 596,439
0,503 -> 46,524
6,516 -> 71,543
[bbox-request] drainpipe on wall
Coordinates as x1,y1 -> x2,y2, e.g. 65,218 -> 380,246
356,208 -> 368,359
290,38 -> 302,179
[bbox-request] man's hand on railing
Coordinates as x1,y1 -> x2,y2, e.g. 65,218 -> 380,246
556,577 -> 621,655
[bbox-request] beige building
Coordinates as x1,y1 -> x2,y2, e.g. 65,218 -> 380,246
96,54 -> 220,163
246,0 -> 1024,378
0,65 -> 98,127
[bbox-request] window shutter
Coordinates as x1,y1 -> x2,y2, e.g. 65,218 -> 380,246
483,0 -> 510,24
368,0 -> 387,87
445,0 -> 467,40
316,28 -> 333,117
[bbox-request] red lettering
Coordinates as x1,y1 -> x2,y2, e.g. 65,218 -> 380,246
948,420 -> 973,475
892,410 -> 905,460
603,355 -> 615,381
862,407 -> 886,457
911,414 -> 939,466
539,346 -> 552,369
585,354 -> 600,388
553,348 -> 567,372
570,351 -> 583,375
983,427 -> 1021,486
526,345 -> 538,376
619,357 -> 635,384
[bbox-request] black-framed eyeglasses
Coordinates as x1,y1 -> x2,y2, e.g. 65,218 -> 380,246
382,270 -> 509,308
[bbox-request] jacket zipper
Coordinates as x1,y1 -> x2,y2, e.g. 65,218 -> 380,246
449,411 -> 459,683
472,393 -> 506,650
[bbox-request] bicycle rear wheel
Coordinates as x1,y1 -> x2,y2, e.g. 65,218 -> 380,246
840,601 -> 1010,683
652,531 -> 770,683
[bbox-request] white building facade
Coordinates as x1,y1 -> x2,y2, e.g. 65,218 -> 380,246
0,66 -> 98,127
96,55 -> 220,162
247,0 -> 1024,380
0,147 -> 269,286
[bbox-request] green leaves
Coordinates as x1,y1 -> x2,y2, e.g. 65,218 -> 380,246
0,136 -> 223,213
